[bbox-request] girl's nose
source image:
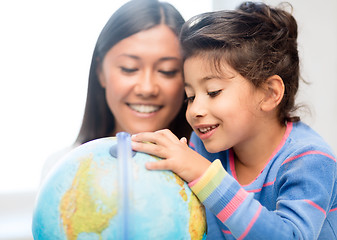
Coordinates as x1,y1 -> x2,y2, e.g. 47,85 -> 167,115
187,96 -> 207,119
134,72 -> 159,98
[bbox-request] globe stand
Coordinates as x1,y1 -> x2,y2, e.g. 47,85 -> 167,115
116,132 -> 133,240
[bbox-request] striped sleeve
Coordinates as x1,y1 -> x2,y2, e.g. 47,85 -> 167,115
189,160 -> 263,239
188,152 -> 337,239
187,124 -> 337,239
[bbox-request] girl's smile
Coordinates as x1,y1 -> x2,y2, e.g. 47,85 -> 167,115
195,124 -> 219,140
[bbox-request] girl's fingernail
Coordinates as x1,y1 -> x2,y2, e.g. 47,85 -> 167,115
145,162 -> 152,169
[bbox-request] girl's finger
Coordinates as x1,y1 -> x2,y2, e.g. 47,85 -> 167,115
145,159 -> 172,171
154,129 -> 180,143
132,129 -> 179,146
131,140 -> 167,159
131,132 -> 160,145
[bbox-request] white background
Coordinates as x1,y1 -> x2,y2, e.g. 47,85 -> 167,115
0,0 -> 212,194
0,1 -> 213,239
0,0 -> 336,239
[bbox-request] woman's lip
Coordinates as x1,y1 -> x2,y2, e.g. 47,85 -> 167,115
127,103 -> 163,113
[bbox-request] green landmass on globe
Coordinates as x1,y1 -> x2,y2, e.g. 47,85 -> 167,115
32,134 -> 206,239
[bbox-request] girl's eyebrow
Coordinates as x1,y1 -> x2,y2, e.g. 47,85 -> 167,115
184,75 -> 221,86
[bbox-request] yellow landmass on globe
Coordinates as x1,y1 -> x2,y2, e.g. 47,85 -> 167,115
188,194 -> 206,240
60,155 -> 117,240
175,175 -> 188,201
174,173 -> 206,239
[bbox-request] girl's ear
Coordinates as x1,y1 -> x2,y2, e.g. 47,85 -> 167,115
260,75 -> 284,112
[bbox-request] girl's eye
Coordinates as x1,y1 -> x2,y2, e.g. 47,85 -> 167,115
120,67 -> 138,73
159,70 -> 179,77
208,90 -> 222,98
185,96 -> 195,103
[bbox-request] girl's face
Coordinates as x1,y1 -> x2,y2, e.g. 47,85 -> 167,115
184,56 -> 266,153
98,25 -> 184,135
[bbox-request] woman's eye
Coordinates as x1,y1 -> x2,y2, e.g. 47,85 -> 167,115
208,90 -> 222,98
159,70 -> 179,77
185,96 -> 195,103
120,67 -> 138,73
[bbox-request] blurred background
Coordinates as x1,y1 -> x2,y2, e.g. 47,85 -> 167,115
1,0 -> 336,239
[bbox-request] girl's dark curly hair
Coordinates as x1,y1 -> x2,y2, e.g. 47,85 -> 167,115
180,1 -> 301,124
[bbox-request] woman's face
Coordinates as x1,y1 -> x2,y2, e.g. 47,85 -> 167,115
98,25 -> 184,135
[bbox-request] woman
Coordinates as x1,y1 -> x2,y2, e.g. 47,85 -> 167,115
41,0 -> 191,180
76,0 -> 191,144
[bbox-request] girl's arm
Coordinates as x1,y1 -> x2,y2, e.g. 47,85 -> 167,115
190,152 -> 336,239
131,129 -> 337,239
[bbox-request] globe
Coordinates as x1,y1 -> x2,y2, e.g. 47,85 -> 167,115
32,132 -> 206,240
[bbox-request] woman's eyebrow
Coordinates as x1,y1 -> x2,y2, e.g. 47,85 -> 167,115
119,54 -> 140,60
118,55 -> 180,63
158,56 -> 181,62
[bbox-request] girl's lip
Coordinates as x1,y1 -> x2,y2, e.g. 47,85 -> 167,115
194,124 -> 219,140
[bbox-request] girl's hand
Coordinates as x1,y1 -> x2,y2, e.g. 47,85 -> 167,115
131,129 -> 211,183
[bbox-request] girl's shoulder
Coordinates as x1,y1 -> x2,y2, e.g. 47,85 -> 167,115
273,122 -> 336,179
286,121 -> 335,157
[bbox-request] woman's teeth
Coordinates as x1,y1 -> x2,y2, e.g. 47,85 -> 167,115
198,125 -> 218,133
129,104 -> 160,113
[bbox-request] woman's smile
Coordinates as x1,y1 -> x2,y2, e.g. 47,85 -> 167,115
127,103 -> 162,114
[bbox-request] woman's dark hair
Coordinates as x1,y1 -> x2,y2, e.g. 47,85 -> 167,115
76,0 -> 191,144
180,1 -> 301,124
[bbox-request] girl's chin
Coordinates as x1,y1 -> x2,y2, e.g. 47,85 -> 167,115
203,143 -> 223,153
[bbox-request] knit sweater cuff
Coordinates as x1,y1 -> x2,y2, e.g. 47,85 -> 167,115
188,159 -> 227,203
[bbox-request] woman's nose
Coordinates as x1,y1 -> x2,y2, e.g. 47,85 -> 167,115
134,71 -> 159,97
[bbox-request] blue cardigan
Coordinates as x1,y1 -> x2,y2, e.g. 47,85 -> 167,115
189,121 -> 337,239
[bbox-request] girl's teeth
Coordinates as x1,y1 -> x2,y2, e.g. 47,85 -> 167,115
129,104 -> 160,113
199,125 -> 218,133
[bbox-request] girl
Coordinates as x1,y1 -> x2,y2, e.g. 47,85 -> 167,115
131,2 -> 337,239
